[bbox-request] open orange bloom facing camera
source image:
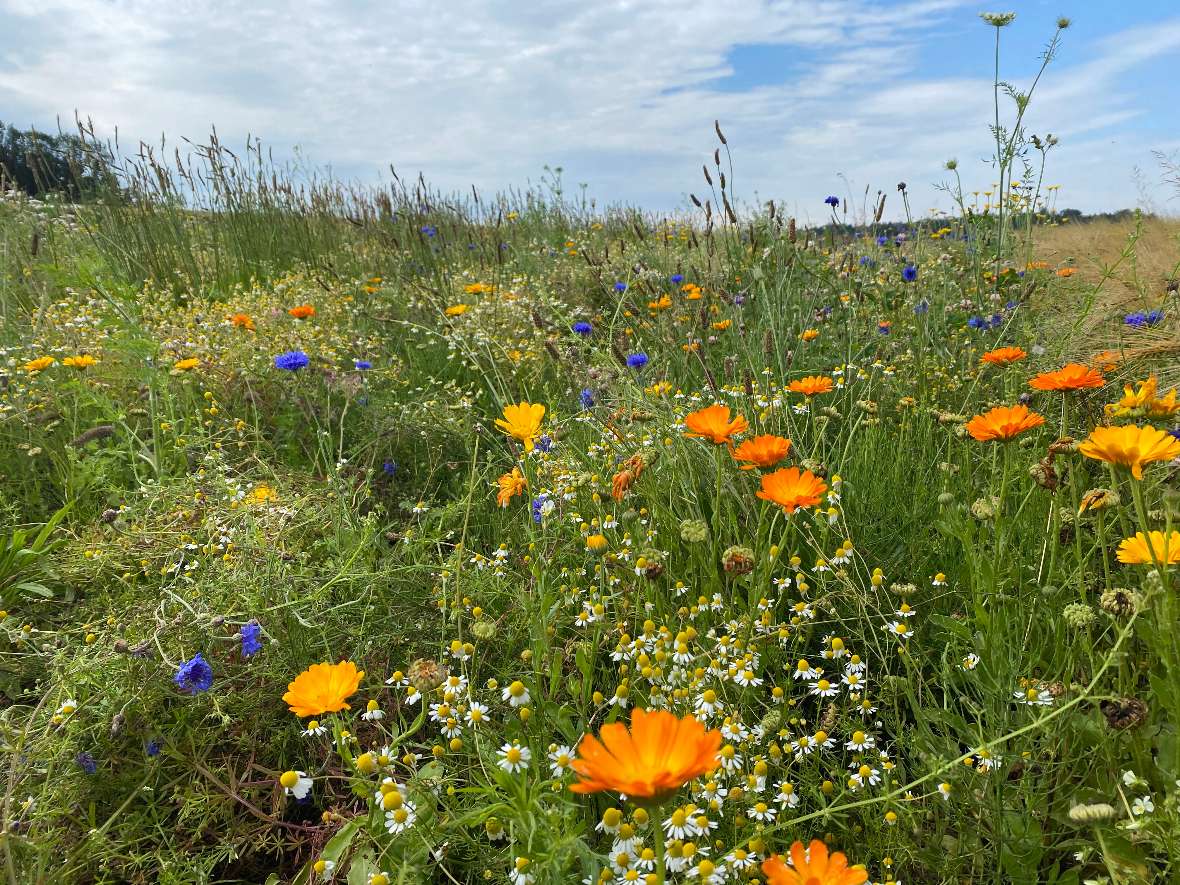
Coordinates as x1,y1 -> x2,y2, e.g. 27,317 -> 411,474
965,404 -> 1045,441
283,661 -> 364,718
1078,424 -> 1180,480
732,434 -> 792,469
1028,363 -> 1105,391
1116,531 -> 1180,565
569,707 -> 721,800
762,840 -> 868,885
756,466 -> 827,513
683,404 -> 748,444
787,375 -> 834,396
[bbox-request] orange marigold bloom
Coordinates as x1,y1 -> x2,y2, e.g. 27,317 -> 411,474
1028,363 -> 1105,392
762,840 -> 868,885
24,356 -> 55,373
568,707 -> 721,800
283,661 -> 364,718
683,404 -> 749,444
980,346 -> 1027,366
288,304 -> 316,319
231,313 -> 255,330
787,375 -> 834,396
1078,425 -> 1180,480
1116,531 -> 1180,565
495,401 -> 546,452
1055,267 -> 1076,278
756,467 -> 827,514
62,354 -> 98,369
732,434 -> 792,469
496,467 -> 526,507
800,328 -> 820,342
965,404 -> 1045,441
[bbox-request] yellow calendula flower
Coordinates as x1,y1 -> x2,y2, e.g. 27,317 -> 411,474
25,356 -> 55,373
1116,531 -> 1180,565
174,358 -> 200,372
1078,425 -> 1180,480
495,402 -> 546,452
62,354 -> 98,369
444,304 -> 469,316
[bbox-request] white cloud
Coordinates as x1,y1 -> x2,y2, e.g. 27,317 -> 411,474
0,0 -> 1176,217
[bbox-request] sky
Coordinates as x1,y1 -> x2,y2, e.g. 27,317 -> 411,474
2,0 -> 1179,221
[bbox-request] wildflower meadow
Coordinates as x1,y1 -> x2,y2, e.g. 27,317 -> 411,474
2,16 -> 1180,885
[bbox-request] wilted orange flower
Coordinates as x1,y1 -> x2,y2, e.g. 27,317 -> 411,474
288,304 -> 316,319
62,354 -> 98,369
231,313 -> 255,330
24,356 -> 55,373
496,467 -> 526,507
756,467 -> 827,513
495,401 -> 546,452
1091,350 -> 1121,373
788,375 -> 834,396
762,840 -> 867,885
732,434 -> 792,469
283,661 -> 364,717
980,346 -> 1027,366
1078,425 -> 1180,479
1029,363 -> 1105,391
1116,531 -> 1180,565
611,454 -> 647,502
965,404 -> 1045,441
568,707 -> 721,800
684,404 -> 749,444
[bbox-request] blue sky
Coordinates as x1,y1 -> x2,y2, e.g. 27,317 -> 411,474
2,0 -> 1178,220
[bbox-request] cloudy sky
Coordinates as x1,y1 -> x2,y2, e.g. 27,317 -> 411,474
2,0 -> 1179,220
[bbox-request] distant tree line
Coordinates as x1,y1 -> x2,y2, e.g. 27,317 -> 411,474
0,121 -> 114,199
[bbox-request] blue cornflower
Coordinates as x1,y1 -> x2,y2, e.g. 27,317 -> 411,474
1006,300 -> 1019,311
240,621 -> 262,658
990,314 -> 1003,328
146,740 -> 161,757
274,351 -> 309,371
626,353 -> 649,370
614,282 -> 628,293
824,195 -> 840,207
382,460 -> 397,476
572,321 -> 593,336
580,388 -> 595,409
1145,309 -> 1164,325
859,256 -> 875,267
535,435 -> 553,453
1169,427 -> 1180,441
902,264 -> 918,282
420,224 -> 437,238
876,235 -> 888,247
354,359 -> 372,370
967,316 -> 987,330
174,653 -> 213,695
913,300 -> 930,315
670,274 -> 684,284
76,751 -> 97,774
531,494 -> 549,524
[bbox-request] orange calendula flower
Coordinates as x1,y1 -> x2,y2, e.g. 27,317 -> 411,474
496,466 -> 526,507
683,404 -> 749,444
1028,363 -> 1105,392
288,304 -> 316,319
173,358 -> 200,372
1078,425 -> 1180,480
762,840 -> 868,885
1116,531 -> 1180,565
732,434 -> 792,470
568,707 -> 721,800
283,661 -> 364,718
24,356 -> 55,373
756,467 -> 827,514
800,328 -> 820,342
980,346 -> 1027,366
965,404 -> 1045,441
495,401 -> 546,452
444,303 -> 469,316
231,313 -> 255,330
62,354 -> 98,369
1055,267 -> 1076,278
788,375 -> 834,396
1091,350 -> 1121,373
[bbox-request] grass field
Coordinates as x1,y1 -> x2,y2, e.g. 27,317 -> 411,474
2,99 -> 1180,885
